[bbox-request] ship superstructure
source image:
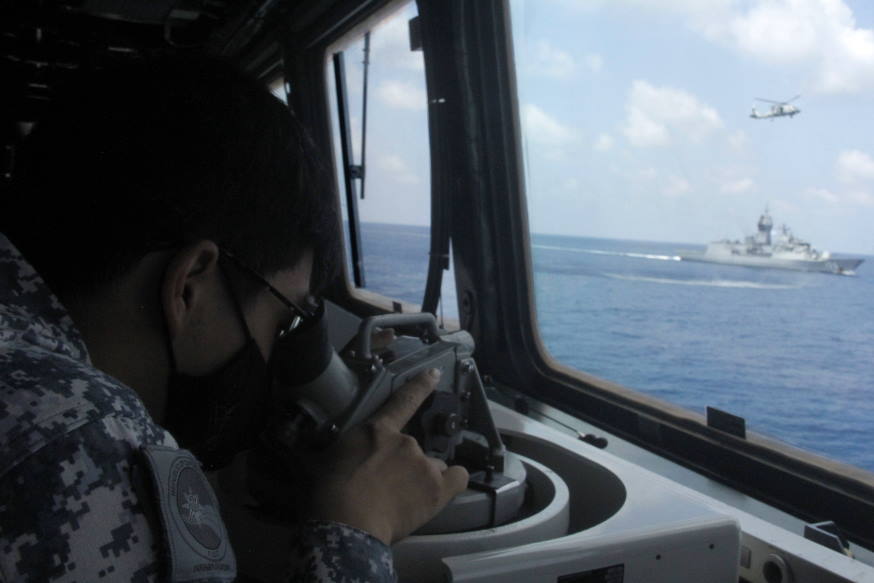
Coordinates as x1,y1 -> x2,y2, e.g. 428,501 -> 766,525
683,210 -> 864,274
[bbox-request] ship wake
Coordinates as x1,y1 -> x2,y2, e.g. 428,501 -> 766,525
534,244 -> 682,262
603,273 -> 802,289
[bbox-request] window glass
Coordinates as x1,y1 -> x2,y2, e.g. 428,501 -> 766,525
511,0 -> 874,472
269,77 -> 287,104
326,1 -> 457,322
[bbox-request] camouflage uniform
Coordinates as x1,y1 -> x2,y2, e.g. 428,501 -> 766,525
0,233 -> 396,582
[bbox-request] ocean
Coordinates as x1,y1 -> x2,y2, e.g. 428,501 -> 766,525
358,222 -> 874,473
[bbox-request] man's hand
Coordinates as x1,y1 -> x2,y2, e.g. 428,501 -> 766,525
308,368 -> 469,545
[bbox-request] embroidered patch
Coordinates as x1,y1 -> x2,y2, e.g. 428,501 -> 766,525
140,445 -> 236,582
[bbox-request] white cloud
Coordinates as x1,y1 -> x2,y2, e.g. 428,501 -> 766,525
772,198 -> 802,215
376,80 -> 427,111
728,130 -> 748,150
594,133 -> 614,151
639,167 -> 659,181
583,53 -> 604,73
837,149 -> 874,183
624,108 -> 669,147
662,175 -> 691,197
564,0 -> 874,94
725,2 -> 820,63
804,150 -> 874,207
650,0 -> 874,94
531,41 -> 577,79
562,0 -> 734,16
557,0 -> 610,12
376,154 -> 420,184
522,104 -> 577,146
370,7 -> 425,72
833,149 -> 874,207
721,177 -> 754,194
524,41 -> 602,79
729,0 -> 874,93
623,80 -> 723,147
846,190 -> 874,206
806,186 -> 841,203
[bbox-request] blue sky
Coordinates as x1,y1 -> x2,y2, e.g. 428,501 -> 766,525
332,0 -> 874,255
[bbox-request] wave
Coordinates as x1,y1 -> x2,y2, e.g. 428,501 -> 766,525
533,244 -> 681,262
366,228 -> 430,239
603,273 -> 801,289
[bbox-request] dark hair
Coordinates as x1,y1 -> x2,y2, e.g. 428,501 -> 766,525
2,56 -> 338,300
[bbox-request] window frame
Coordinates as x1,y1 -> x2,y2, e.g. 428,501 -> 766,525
295,0 -> 452,318
275,0 -> 874,551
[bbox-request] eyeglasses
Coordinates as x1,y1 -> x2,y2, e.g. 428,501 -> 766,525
219,248 -> 316,338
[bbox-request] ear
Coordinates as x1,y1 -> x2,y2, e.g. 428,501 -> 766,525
161,240 -> 221,341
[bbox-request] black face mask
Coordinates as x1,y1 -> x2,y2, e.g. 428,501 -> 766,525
163,338 -> 271,471
162,267 -> 272,471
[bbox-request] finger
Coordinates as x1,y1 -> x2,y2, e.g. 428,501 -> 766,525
440,465 -> 470,504
369,368 -> 441,431
426,456 -> 448,472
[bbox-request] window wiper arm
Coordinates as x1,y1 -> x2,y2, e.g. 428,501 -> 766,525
332,47 -> 366,287
359,31 -> 370,200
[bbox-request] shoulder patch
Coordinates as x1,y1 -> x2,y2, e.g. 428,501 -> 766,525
139,445 -> 236,582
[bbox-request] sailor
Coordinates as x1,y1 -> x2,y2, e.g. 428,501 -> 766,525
0,57 -> 468,582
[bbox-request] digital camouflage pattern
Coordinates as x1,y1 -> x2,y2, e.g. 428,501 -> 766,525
289,521 -> 396,583
0,233 -> 396,582
0,232 -> 182,582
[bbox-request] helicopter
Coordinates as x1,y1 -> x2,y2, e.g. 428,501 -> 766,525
750,95 -> 801,119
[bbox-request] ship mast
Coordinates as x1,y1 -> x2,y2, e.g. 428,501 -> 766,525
757,207 -> 773,246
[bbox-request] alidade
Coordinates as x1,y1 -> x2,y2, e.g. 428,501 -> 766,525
255,310 -> 527,533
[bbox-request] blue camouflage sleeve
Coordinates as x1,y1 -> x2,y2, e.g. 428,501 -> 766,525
0,415 -> 167,582
287,520 -> 396,583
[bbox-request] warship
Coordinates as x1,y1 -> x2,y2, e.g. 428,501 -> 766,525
682,210 -> 864,274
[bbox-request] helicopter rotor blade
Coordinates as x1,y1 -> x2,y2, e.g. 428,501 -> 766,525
755,95 -> 801,105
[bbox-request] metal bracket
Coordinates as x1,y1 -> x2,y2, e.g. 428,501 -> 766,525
804,521 -> 853,557
467,470 -> 522,527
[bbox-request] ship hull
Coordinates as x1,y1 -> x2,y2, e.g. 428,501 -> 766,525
680,253 -> 863,274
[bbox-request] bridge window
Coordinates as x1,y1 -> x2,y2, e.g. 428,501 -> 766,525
510,0 -> 874,474
326,1 -> 457,322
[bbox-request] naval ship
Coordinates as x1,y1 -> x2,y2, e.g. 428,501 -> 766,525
682,210 -> 864,274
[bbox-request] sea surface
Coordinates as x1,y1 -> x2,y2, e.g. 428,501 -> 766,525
358,222 -> 874,473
